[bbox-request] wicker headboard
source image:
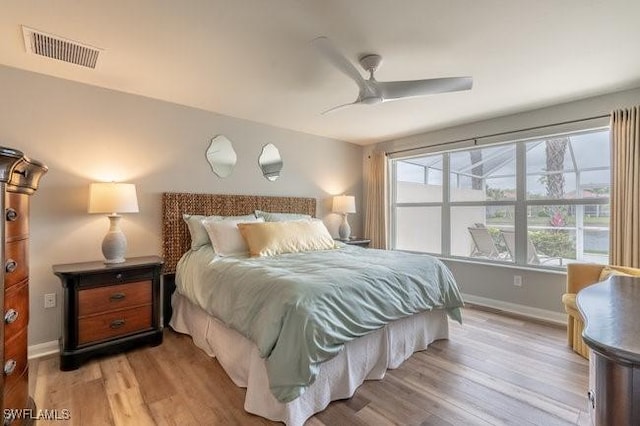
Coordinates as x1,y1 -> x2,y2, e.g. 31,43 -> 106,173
161,192 -> 316,273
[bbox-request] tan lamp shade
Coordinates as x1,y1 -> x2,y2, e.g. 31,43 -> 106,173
332,195 -> 356,214
88,182 -> 138,264
88,182 -> 139,214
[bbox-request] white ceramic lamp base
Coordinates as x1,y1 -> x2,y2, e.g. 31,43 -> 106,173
338,213 -> 352,241
102,214 -> 128,264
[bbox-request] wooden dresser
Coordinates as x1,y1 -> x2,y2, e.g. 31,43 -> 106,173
0,148 -> 47,425
577,275 -> 640,426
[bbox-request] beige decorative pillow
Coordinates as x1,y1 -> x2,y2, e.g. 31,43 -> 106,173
238,220 -> 336,257
598,265 -> 640,281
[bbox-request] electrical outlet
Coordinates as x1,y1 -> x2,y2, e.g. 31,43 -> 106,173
44,293 -> 56,308
513,275 -> 522,287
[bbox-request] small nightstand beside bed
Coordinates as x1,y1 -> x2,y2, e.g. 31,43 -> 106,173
336,237 -> 371,247
53,256 -> 164,371
161,192 -> 463,426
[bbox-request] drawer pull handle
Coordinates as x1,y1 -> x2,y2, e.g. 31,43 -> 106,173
4,309 -> 18,324
110,292 -> 126,301
110,319 -> 126,329
5,208 -> 17,222
5,259 -> 17,273
116,273 -> 123,281
4,359 -> 16,375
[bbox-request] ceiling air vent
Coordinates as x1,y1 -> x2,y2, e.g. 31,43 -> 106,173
22,26 -> 102,69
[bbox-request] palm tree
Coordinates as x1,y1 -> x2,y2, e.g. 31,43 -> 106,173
538,138 -> 569,225
544,138 -> 568,201
470,149 -> 483,190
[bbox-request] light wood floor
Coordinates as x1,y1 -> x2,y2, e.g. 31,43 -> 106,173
29,307 -> 590,425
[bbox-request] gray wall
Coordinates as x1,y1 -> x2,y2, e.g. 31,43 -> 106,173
368,87 -> 640,316
0,65 -> 364,346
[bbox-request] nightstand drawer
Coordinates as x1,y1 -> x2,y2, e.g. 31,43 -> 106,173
78,267 -> 156,287
4,239 -> 28,289
78,305 -> 152,345
78,280 -> 151,316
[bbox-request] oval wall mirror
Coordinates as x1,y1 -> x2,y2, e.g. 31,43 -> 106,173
206,135 -> 237,178
258,143 -> 283,181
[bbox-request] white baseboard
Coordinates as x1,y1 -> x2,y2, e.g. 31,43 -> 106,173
462,293 -> 567,325
28,340 -> 59,360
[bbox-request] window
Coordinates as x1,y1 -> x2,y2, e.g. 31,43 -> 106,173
390,128 -> 610,268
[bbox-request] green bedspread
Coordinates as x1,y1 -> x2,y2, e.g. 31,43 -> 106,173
176,244 -> 463,403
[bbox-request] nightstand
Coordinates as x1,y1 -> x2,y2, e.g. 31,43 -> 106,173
53,256 -> 163,371
336,238 -> 371,248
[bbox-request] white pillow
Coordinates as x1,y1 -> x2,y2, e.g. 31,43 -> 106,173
183,214 -> 222,250
202,216 -> 264,256
183,213 -> 257,251
254,210 -> 312,222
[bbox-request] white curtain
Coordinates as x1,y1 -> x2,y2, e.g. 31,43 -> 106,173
364,151 -> 388,249
610,106 -> 640,267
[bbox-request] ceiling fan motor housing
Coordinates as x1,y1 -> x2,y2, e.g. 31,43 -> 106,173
359,54 -> 382,73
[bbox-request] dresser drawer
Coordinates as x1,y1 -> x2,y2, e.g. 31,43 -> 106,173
78,267 -> 156,287
3,327 -> 28,391
78,304 -> 152,345
5,192 -> 28,241
78,280 -> 151,316
4,280 -> 28,341
4,239 -> 28,289
3,367 -> 29,423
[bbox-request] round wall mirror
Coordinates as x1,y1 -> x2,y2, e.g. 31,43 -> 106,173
206,135 -> 237,178
258,143 -> 283,181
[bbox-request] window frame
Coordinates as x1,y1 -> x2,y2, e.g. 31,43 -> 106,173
389,127 -> 611,269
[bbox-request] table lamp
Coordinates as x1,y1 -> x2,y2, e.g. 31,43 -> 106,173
88,182 -> 139,264
332,195 -> 356,240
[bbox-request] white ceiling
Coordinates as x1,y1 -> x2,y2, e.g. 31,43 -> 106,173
2,1 -> 640,145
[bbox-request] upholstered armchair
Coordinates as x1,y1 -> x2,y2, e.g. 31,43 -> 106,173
563,263 -> 640,358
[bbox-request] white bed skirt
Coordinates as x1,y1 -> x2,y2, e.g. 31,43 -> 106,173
169,292 -> 449,426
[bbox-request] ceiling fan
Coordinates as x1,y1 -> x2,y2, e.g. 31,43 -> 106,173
313,36 -> 473,114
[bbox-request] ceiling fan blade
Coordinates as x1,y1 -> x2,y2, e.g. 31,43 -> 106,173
321,101 -> 360,115
378,76 -> 473,100
312,36 -> 366,91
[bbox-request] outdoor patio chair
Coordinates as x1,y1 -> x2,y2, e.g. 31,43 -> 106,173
468,226 -> 505,259
500,230 -> 562,265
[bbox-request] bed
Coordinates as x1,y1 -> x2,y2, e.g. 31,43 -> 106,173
161,192 -> 463,425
